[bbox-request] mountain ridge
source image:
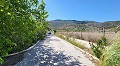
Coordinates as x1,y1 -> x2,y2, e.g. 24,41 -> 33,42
49,19 -> 120,32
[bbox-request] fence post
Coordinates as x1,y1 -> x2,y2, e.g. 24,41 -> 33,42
103,27 -> 105,37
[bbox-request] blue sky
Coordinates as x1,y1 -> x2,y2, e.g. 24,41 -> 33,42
43,0 -> 120,22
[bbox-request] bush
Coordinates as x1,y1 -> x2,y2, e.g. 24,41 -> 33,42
53,29 -> 57,34
100,40 -> 120,66
91,37 -> 108,58
0,0 -> 49,63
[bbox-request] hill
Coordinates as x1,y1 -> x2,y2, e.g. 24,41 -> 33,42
49,20 -> 120,32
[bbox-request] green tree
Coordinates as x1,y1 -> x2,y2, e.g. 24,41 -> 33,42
0,0 -> 49,63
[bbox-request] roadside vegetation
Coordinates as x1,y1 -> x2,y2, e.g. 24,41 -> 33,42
58,32 -> 120,66
90,37 -> 108,58
57,31 -> 120,66
100,40 -> 120,66
0,0 -> 49,63
55,33 -> 100,66
56,33 -> 108,58
55,34 -> 94,55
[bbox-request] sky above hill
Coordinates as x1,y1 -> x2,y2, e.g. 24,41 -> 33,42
43,0 -> 120,22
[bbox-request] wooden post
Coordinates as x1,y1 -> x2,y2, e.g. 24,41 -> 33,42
81,30 -> 82,39
103,27 -> 105,37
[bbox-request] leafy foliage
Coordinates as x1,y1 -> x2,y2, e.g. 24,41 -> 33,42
0,0 -> 49,63
91,37 -> 108,58
100,40 -> 120,66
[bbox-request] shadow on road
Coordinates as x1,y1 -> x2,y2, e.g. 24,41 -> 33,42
15,35 -> 82,66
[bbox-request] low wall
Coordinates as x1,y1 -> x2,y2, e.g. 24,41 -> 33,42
0,40 -> 40,66
0,51 -> 26,66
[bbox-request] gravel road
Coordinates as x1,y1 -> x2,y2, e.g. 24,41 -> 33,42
14,35 -> 95,66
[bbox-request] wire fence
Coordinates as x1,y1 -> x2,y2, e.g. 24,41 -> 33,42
58,31 -> 120,44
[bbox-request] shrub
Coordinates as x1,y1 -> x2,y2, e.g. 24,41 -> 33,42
53,29 -> 57,34
91,36 -> 108,58
100,40 -> 120,66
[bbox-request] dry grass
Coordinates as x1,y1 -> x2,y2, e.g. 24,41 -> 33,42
58,32 -> 120,44
56,34 -> 87,50
55,34 -> 94,55
56,34 -> 99,66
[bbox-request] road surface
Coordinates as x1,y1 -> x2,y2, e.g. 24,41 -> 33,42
15,35 -> 95,66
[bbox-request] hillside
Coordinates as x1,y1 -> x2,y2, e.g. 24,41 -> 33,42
49,20 -> 120,32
